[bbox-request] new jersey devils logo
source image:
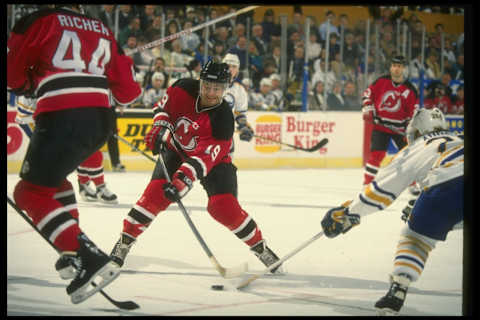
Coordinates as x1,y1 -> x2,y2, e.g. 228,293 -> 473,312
174,117 -> 199,151
379,91 -> 402,112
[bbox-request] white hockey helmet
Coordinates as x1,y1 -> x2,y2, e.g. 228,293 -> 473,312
406,107 -> 449,144
222,53 -> 240,67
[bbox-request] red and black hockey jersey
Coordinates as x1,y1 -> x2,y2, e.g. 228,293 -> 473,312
362,75 -> 418,135
152,79 -> 234,183
7,7 -> 141,119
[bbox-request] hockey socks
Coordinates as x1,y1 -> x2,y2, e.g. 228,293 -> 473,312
14,179 -> 82,252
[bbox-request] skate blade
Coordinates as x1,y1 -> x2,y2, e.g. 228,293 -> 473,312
70,264 -> 120,304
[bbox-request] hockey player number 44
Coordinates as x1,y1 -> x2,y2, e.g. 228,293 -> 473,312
52,30 -> 111,74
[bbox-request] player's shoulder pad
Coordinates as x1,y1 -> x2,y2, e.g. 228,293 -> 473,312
403,80 -> 419,98
209,103 -> 234,141
12,8 -> 57,34
171,78 -> 200,99
371,74 -> 391,86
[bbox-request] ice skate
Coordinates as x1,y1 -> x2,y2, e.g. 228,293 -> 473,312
112,163 -> 126,172
78,181 -> 98,202
375,273 -> 411,315
66,233 -> 120,304
110,233 -> 136,267
55,251 -> 79,280
250,240 -> 284,274
96,184 -> 118,204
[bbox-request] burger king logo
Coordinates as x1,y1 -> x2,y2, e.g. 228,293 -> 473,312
254,115 -> 282,153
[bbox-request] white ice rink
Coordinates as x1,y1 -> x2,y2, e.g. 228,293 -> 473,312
7,168 -> 463,316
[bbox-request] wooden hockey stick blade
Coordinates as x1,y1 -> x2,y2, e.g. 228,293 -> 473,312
236,231 -> 325,289
210,256 -> 249,278
7,196 -> 139,310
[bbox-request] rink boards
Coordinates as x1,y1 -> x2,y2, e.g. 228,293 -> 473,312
7,107 -> 464,172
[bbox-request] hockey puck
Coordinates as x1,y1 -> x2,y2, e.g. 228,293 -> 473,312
211,285 -> 224,291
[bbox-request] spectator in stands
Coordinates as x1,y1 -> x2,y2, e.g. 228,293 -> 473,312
424,82 -> 453,115
343,80 -> 361,110
264,42 -> 282,72
169,39 -> 192,68
288,45 -> 305,91
440,73 -> 455,101
227,22 -> 246,50
249,78 -> 274,111
308,80 -> 327,111
212,41 -> 227,62
98,5 -> 116,31
251,23 -> 268,56
306,30 -> 322,62
119,16 -> 141,47
144,57 -> 169,90
142,72 -> 166,108
342,31 -> 360,71
327,32 -> 341,59
248,41 -> 264,89
261,9 -> 279,49
269,73 -> 285,110
185,6 -> 198,25
442,35 -> 457,65
311,56 -> 337,94
140,5 -> 158,31
287,9 -> 305,39
213,26 -> 230,50
408,50 -> 428,79
164,20 -> 180,51
118,5 -> 136,31
425,49 -> 442,79
318,10 -> 340,44
122,34 -> 138,56
430,23 -> 445,52
286,30 -> 302,61
338,13 -> 353,35
452,84 -> 464,115
327,81 -> 346,110
145,14 -> 163,43
182,59 -> 202,79
132,36 -> 155,70
228,36 -> 248,73
452,53 -> 464,80
180,19 -> 201,54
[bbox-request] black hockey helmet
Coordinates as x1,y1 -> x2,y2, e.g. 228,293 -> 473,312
200,60 -> 231,84
391,55 -> 407,66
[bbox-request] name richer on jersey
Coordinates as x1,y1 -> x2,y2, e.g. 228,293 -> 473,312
57,15 -> 110,36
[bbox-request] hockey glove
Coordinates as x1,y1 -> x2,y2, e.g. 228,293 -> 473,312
401,198 -> 416,223
238,123 -> 254,142
144,120 -> 175,155
321,200 -> 360,238
163,172 -> 193,202
362,104 -> 375,122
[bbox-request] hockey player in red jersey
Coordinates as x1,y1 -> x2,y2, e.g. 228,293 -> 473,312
77,150 -> 118,204
7,5 -> 141,303
362,55 -> 418,185
110,61 -> 284,273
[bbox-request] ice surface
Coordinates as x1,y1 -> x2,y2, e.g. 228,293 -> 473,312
7,168 -> 463,316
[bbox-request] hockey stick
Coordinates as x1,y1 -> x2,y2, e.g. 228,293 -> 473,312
253,134 -> 329,152
6,196 -> 139,310
130,6 -> 259,54
114,134 -> 157,163
157,152 -> 248,278
236,231 -> 325,289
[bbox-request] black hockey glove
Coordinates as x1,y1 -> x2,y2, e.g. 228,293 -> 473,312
321,201 -> 360,238
238,123 -> 254,142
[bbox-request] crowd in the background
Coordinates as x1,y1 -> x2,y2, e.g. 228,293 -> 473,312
7,5 -> 464,114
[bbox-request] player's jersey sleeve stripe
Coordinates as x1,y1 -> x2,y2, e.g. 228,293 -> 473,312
359,193 -> 383,211
371,180 -> 397,200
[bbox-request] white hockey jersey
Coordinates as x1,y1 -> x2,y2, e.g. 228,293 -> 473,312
224,80 -> 248,115
350,130 -> 463,217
